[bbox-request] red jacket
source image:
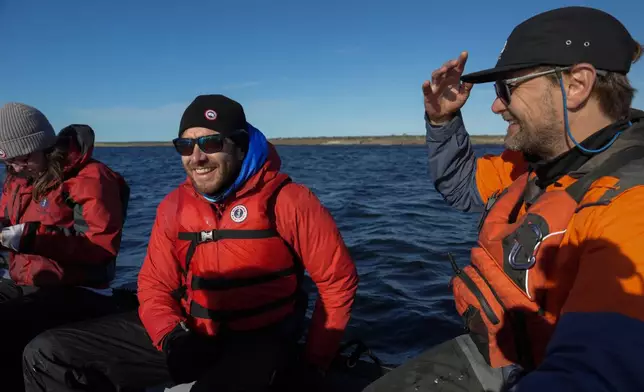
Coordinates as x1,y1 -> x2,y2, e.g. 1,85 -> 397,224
0,125 -> 129,288
138,144 -> 358,369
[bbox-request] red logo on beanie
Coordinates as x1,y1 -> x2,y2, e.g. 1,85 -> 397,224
204,109 -> 217,121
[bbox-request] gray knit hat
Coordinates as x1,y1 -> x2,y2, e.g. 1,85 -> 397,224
0,103 -> 57,160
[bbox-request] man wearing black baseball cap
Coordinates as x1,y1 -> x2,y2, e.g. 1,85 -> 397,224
459,6 -> 639,84
21,94 -> 359,392
366,6 -> 644,392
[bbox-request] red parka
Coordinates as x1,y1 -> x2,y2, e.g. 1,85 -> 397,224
0,124 -> 129,288
138,144 -> 358,369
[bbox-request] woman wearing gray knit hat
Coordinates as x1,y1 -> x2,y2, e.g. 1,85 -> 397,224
0,102 -> 133,391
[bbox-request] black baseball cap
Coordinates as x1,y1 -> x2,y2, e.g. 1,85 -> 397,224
461,6 -> 638,84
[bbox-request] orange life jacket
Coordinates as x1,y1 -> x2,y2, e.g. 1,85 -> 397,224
451,142 -> 644,370
172,174 -> 304,336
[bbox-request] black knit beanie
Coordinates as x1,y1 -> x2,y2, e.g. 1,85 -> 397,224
178,94 -> 249,152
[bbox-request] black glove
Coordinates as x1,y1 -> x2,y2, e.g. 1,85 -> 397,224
300,362 -> 327,390
162,322 -> 218,385
275,360 -> 327,392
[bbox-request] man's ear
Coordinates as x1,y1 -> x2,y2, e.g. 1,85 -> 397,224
564,63 -> 598,111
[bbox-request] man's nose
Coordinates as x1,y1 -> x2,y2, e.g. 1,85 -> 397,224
491,97 -> 508,114
190,145 -> 208,163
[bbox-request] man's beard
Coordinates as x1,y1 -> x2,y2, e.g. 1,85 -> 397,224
503,92 -> 563,160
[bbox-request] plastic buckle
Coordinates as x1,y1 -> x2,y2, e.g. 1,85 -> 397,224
198,230 -> 217,243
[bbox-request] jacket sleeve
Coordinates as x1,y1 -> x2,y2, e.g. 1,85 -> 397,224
426,112 -> 528,211
18,167 -> 127,264
0,199 -> 11,229
0,181 -> 9,228
137,195 -> 186,350
511,187 -> 644,392
275,183 -> 359,370
0,202 -> 6,226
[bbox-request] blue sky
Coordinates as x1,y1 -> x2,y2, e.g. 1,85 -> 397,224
1,0 -> 643,142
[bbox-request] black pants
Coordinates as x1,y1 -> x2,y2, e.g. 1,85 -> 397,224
22,309 -> 307,392
0,278 -> 137,392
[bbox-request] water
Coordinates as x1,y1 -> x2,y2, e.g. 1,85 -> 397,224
51,144 -> 507,366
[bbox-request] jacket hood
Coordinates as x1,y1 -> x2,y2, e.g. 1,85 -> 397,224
57,124 -> 96,174
233,138 -> 282,198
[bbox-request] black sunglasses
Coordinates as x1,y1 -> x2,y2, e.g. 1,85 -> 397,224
172,134 -> 228,156
494,67 -> 574,105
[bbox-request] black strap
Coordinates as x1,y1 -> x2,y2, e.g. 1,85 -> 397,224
175,176 -> 306,323
170,285 -> 187,302
477,189 -> 504,233
265,178 -> 290,225
337,339 -> 386,375
566,145 -> 644,202
189,290 -> 300,322
177,229 -> 279,273
192,266 -> 298,291
176,175 -> 295,272
508,173 -> 533,224
178,229 -> 279,243
265,177 -> 305,279
62,183 -> 129,225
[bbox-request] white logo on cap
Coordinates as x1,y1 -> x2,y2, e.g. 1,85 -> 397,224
0,149 -> 5,159
230,205 -> 248,223
204,109 -> 217,121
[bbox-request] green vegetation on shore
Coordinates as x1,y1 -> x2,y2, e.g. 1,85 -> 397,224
95,134 -> 504,147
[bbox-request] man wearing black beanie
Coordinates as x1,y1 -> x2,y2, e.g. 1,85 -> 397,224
23,94 -> 359,392
178,94 -> 250,152
174,94 -> 251,200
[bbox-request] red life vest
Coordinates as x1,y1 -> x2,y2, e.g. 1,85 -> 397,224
451,143 -> 644,370
173,173 -> 303,336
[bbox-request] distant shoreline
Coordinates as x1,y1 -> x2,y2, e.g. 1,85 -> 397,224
95,134 -> 504,147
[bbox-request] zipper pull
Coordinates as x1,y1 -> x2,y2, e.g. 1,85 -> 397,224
447,252 -> 461,275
